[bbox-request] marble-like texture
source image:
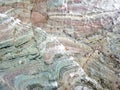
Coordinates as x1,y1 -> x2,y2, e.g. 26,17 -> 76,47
0,0 -> 120,90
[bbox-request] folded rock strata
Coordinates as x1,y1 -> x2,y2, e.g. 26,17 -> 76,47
0,0 -> 120,90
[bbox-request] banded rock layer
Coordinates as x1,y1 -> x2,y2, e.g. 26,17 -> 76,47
0,0 -> 120,90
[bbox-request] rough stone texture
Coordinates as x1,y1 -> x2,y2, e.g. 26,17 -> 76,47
0,0 -> 120,90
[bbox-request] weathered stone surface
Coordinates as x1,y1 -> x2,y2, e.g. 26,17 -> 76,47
0,0 -> 120,90
31,12 -> 48,26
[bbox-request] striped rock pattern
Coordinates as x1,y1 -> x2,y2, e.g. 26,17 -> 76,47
0,0 -> 120,90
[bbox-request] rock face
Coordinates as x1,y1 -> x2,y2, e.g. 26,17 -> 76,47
0,0 -> 120,90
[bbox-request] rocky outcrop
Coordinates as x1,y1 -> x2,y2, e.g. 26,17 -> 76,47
0,0 -> 120,90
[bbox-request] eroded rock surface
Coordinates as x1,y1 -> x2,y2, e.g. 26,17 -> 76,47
0,0 -> 120,90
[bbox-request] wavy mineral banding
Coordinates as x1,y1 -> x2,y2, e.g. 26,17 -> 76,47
0,0 -> 120,90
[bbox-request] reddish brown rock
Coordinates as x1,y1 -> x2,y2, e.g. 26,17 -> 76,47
31,12 -> 48,26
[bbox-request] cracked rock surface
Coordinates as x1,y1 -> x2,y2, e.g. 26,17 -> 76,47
0,0 -> 120,90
